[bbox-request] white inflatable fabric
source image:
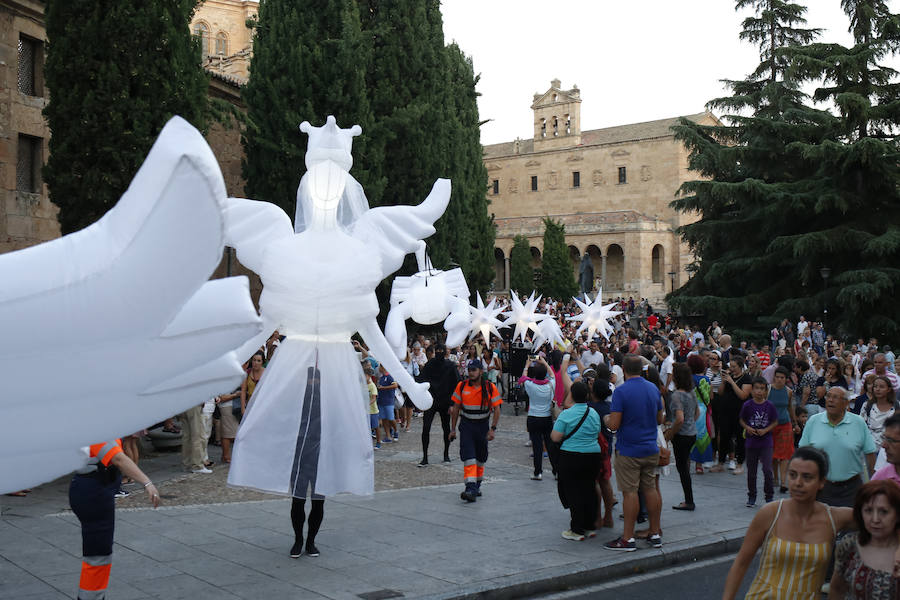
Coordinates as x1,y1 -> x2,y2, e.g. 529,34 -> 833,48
503,292 -> 549,343
225,116 -> 450,498
0,117 -> 263,494
385,248 -> 471,358
568,289 -> 622,341
466,293 -> 505,344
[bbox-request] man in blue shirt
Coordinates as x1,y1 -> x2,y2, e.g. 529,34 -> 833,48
799,386 -> 875,507
603,356 -> 664,551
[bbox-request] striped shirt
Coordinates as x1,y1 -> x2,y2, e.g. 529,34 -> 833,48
746,500 -> 836,599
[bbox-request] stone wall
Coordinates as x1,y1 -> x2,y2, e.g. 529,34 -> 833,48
0,0 -> 59,255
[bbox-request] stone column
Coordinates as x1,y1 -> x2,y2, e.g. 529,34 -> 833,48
600,254 -> 607,288
504,257 -> 510,291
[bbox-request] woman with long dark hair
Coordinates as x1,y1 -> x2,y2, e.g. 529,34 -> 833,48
520,355 -> 556,480
666,363 -> 698,511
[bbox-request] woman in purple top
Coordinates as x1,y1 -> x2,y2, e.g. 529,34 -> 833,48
739,377 -> 778,507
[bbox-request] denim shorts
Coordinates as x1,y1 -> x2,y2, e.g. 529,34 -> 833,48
369,413 -> 379,429
378,405 -> 395,421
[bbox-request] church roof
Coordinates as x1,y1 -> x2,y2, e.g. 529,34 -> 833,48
483,112 -> 711,158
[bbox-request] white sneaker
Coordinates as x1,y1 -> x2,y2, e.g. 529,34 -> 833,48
192,467 -> 213,474
562,529 -> 585,541
727,459 -> 737,471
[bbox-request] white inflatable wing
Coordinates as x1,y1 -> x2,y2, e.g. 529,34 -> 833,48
350,178 -> 451,278
222,196 -> 294,276
0,117 -> 262,494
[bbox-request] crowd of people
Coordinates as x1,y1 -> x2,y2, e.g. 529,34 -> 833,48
59,292 -> 900,598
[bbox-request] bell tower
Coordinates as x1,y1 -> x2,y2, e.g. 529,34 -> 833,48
532,79 -> 581,150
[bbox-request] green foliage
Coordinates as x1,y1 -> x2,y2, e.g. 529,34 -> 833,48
538,218 -> 577,301
669,0 -> 900,339
43,0 -> 209,234
509,235 -> 533,294
242,0 -> 378,216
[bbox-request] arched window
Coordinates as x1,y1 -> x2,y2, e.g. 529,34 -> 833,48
540,118 -> 546,138
652,244 -> 664,283
193,22 -> 209,56
215,32 -> 228,56
552,116 -> 559,136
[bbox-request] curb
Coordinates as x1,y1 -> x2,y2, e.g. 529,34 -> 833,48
419,529 -> 746,600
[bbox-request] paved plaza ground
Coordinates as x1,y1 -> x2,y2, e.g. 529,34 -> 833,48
1,404 -> 755,599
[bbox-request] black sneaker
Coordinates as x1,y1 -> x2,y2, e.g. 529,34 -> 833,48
290,540 -> 303,559
603,536 -> 636,552
305,543 -> 319,557
443,455 -> 451,463
460,490 -> 477,503
649,533 -> 662,548
418,458 -> 428,467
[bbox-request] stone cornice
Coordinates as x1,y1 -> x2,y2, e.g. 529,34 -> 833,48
495,211 -> 673,238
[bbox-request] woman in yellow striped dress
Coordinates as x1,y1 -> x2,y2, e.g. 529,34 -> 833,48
722,447 -> 854,599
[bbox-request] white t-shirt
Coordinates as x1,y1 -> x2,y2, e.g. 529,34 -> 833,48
582,350 -> 605,367
797,320 -> 809,336
660,355 -> 675,391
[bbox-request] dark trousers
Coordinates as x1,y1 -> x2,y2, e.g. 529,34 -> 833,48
746,444 -> 774,502
527,416 -> 557,476
673,434 -> 696,505
459,418 -> 489,492
718,410 -> 745,465
70,473 -> 118,600
818,475 -> 862,508
422,403 -> 451,459
557,450 -> 601,534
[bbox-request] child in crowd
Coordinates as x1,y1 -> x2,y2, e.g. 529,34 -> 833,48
364,364 -> 382,449
739,377 -> 778,507
793,405 -> 808,446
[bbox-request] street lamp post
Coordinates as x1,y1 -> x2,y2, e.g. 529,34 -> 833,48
820,266 -> 831,334
667,271 -> 677,293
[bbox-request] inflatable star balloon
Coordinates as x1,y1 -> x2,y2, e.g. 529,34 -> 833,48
467,292 -> 505,343
568,289 -> 622,340
532,315 -> 565,351
503,291 -> 548,343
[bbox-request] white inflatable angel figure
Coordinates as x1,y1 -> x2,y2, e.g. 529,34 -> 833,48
223,116 -> 451,498
466,293 -> 506,344
385,244 -> 470,358
0,117 -> 263,494
503,291 -> 549,343
568,288 -> 622,341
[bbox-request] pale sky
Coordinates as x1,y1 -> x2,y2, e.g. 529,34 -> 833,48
441,0 -> 900,145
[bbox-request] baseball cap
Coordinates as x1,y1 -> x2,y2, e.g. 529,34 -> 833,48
467,360 -> 483,371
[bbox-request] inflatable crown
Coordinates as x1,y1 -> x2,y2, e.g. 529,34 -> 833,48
299,115 -> 362,172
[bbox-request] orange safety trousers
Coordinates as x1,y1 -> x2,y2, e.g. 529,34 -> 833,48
78,558 -> 111,599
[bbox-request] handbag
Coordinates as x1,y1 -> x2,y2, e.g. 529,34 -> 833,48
657,426 -> 671,466
552,405 -> 591,453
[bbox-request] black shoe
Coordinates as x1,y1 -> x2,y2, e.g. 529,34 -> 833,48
460,490 -> 477,503
636,513 -> 648,524
443,455 -> 451,463
290,540 -> 303,559
780,486 -> 788,494
476,489 -> 483,497
305,543 -> 319,557
418,458 -> 428,467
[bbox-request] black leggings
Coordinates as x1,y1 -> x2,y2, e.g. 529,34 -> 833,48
673,434 -> 696,505
526,416 -> 557,476
291,497 -> 324,545
422,403 -> 451,459
718,410 -> 745,465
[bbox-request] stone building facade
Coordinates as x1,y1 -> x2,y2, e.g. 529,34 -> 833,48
0,0 -> 58,254
191,0 -> 257,83
485,79 -> 718,306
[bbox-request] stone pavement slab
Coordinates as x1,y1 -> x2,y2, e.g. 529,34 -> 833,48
1,469 -> 755,599
1,406 -> 757,598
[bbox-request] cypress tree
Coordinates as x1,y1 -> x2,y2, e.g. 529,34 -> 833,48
509,235 -> 533,294
443,43 -> 495,295
668,0 -> 825,338
242,0 -> 378,217
43,0 -> 208,234
539,218 -> 577,301
781,1 -> 900,337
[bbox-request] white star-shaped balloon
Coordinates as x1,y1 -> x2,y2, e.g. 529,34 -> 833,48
502,291 -> 548,343
568,289 -> 622,341
467,292 -> 505,343
532,315 -> 565,350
